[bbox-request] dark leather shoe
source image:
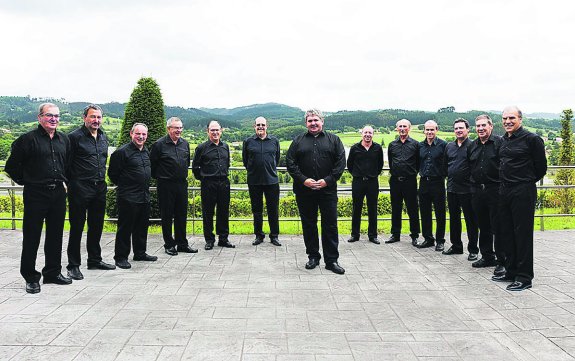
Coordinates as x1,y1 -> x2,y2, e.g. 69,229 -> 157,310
26,282 -> 41,294
115,259 -> 131,269
270,238 -> 282,246
416,239 -> 435,249
67,266 -> 84,280
133,253 -> 158,261
494,264 -> 506,276
472,258 -> 497,268
43,274 -> 72,285
205,242 -> 214,250
369,237 -> 380,245
218,240 -> 236,248
305,258 -> 320,270
467,253 -> 478,261
442,246 -> 463,255
411,236 -> 420,246
87,261 -> 116,270
385,235 -> 400,244
252,238 -> 264,246
491,273 -> 514,282
325,262 -> 345,274
435,243 -> 445,252
506,280 -> 532,291
165,246 -> 178,256
347,237 -> 359,243
177,245 -> 198,253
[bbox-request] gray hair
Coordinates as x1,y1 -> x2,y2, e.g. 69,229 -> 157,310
83,104 -> 103,117
167,117 -> 182,127
503,106 -> 523,119
130,122 -> 148,132
38,102 -> 57,115
475,114 -> 492,126
304,109 -> 324,121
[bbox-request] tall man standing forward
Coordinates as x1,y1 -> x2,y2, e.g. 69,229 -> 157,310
150,117 -> 198,256
347,125 -> 383,244
66,104 -> 116,281
242,116 -> 282,246
492,106 -> 546,291
386,119 -> 420,245
287,109 -> 346,274
6,103 -> 72,293
192,120 -> 235,250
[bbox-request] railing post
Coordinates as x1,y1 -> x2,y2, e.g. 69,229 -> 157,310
10,179 -> 16,230
539,179 -> 545,231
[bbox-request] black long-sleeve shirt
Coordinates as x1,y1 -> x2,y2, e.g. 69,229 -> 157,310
467,134 -> 502,185
242,134 -> 280,185
286,131 -> 345,194
150,135 -> 190,182
387,137 -> 419,177
68,125 -> 108,182
500,126 -> 547,184
108,142 -> 151,203
347,141 -> 383,178
191,140 -> 230,180
419,137 -> 447,178
444,137 -> 472,194
5,125 -> 70,186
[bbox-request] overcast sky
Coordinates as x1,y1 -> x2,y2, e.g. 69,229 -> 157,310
1,0 -> 573,113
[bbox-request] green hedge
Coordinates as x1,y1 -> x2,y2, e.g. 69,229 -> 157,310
0,195 -> 23,213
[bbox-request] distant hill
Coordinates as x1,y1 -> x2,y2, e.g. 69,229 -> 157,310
200,102 -> 304,123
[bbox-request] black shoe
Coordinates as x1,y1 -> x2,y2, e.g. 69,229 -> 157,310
494,264 -> 506,276
305,258 -> 320,270
467,253 -> 478,261
87,261 -> 116,270
435,243 -> 445,252
416,239 -> 435,249
270,238 -> 282,246
67,266 -> 84,280
369,237 -> 380,245
43,274 -> 72,285
385,235 -> 400,244
442,246 -> 463,255
252,238 -> 264,246
115,259 -> 131,269
133,253 -> 158,261
507,280 -> 532,291
472,258 -> 497,268
218,240 -> 236,248
26,282 -> 41,294
205,242 -> 214,250
325,262 -> 345,275
491,273 -> 514,282
177,245 -> 198,253
347,237 -> 359,243
411,236 -> 420,246
165,246 -> 178,256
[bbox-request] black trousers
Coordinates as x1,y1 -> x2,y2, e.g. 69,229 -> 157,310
295,190 -> 339,263
248,183 -> 280,239
351,177 -> 379,239
499,183 -> 537,282
67,180 -> 106,268
418,179 -> 446,244
447,192 -> 479,253
114,199 -> 150,261
471,185 -> 502,262
201,178 -> 230,243
389,176 -> 420,238
21,184 -> 66,282
158,180 -> 189,248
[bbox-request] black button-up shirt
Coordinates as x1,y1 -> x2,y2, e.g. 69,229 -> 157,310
108,142 -> 151,203
5,125 -> 70,186
444,137 -> 472,194
419,137 -> 447,178
286,131 -> 345,194
150,135 -> 190,182
467,134 -> 502,185
500,126 -> 547,184
242,134 -> 280,185
387,137 -> 419,177
347,141 -> 383,178
192,140 -> 230,180
68,125 -> 108,183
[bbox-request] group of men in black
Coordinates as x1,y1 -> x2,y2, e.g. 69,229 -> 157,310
6,104 -> 545,293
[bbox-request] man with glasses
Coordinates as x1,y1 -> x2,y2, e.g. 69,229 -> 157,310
66,104 -> 116,281
6,103 -> 72,293
150,117 -> 198,256
242,116 -> 282,247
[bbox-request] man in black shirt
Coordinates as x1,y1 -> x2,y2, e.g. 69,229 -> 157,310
386,119 -> 420,245
417,120 -> 447,251
242,116 -> 281,247
192,120 -> 234,250
108,123 -> 157,269
5,103 -> 73,293
492,106 -> 547,291
150,117 -> 198,256
347,125 -> 383,244
467,115 -> 503,271
443,118 -> 479,260
66,104 -> 116,281
287,109 -> 346,274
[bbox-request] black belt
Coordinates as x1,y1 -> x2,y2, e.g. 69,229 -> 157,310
475,183 -> 498,190
420,176 -> 442,181
393,176 -> 415,182
203,176 -> 228,181
80,180 -> 105,186
29,183 -> 63,190
354,176 -> 376,181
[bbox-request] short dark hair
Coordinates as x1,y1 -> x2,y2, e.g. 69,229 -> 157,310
83,104 -> 103,117
453,118 -> 470,129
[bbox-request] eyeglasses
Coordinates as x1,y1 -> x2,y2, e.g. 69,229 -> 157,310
502,116 -> 517,120
42,113 -> 60,119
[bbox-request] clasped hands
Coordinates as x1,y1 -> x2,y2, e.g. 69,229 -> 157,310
304,178 -> 327,190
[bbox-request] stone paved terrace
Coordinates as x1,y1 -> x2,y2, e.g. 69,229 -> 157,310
0,229 -> 574,361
